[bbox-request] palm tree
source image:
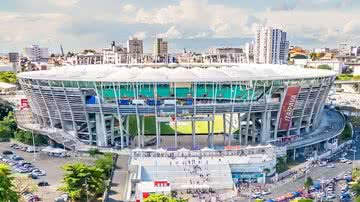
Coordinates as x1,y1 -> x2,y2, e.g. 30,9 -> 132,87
0,164 -> 19,201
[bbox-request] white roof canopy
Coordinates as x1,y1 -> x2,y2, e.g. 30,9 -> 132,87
17,63 -> 337,82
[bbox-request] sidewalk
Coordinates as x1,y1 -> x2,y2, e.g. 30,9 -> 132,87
107,154 -> 130,202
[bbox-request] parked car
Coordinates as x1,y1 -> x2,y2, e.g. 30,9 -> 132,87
32,169 -> 46,176
55,194 -> 69,202
2,150 -> 13,155
37,181 -> 49,187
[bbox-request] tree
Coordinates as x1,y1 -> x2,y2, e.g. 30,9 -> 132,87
0,124 -> 12,141
317,64 -> 332,70
352,183 -> 360,196
291,198 -> 313,202
60,163 -> 105,201
144,194 -> 188,202
14,130 -> 47,146
304,176 -> 313,190
95,153 -> 114,179
276,157 -> 288,173
88,148 -> 102,157
0,164 -> 19,202
309,52 -> 317,60
263,168 -> 270,176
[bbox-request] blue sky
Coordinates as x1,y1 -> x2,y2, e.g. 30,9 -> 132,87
1,0 -> 359,53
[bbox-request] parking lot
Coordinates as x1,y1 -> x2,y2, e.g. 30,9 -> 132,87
0,142 -> 95,202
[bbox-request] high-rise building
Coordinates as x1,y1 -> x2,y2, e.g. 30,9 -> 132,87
244,41 -> 254,63
23,45 -> 49,62
153,38 -> 168,56
338,43 -> 351,56
254,27 -> 289,64
127,38 -> 143,55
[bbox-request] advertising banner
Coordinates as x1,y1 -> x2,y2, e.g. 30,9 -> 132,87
20,98 -> 29,110
278,86 -> 301,130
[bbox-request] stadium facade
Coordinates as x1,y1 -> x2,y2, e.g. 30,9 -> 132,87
17,64 -> 336,149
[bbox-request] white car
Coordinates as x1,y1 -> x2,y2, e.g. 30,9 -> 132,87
32,169 -> 46,176
262,191 -> 271,195
339,158 -> 348,163
251,193 -> 262,199
327,164 -> 335,168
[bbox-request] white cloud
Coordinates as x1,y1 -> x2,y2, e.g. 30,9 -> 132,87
188,32 -> 210,39
132,31 -> 147,40
157,26 -> 182,38
122,4 -> 136,13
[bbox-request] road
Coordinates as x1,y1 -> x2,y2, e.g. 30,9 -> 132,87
233,122 -> 360,202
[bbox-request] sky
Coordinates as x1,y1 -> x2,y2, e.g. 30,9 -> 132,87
1,0 -> 360,53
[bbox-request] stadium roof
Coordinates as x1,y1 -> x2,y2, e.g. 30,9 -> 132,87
17,64 -> 337,82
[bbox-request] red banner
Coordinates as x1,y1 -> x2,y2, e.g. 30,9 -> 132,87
20,99 -> 29,110
278,86 -> 300,130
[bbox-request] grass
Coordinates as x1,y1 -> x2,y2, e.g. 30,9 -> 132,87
128,115 -> 237,136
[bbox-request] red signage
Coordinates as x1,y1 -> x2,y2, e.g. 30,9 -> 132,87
224,146 -> 241,150
20,99 -> 29,110
142,192 -> 150,199
154,180 -> 170,187
278,86 -> 300,130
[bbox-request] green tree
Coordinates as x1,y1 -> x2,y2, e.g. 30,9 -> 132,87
304,176 -> 313,190
14,130 -> 47,146
317,64 -> 332,70
60,163 -> 105,201
263,168 -> 270,176
309,52 -> 317,60
144,194 -> 188,202
88,148 -> 102,157
0,123 -> 12,141
0,163 -> 19,202
276,157 -> 288,173
95,153 -> 114,179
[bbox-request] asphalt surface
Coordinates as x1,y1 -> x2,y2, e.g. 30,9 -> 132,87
0,141 -> 95,202
235,123 -> 360,202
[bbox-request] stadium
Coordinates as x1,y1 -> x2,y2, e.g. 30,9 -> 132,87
16,64 -> 337,150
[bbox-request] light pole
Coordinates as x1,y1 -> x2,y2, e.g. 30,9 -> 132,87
350,149 -> 357,170
32,129 -> 36,162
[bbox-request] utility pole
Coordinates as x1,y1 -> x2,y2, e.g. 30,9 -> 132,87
32,129 -> 36,162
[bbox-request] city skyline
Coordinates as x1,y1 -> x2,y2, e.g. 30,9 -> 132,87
1,0 -> 360,53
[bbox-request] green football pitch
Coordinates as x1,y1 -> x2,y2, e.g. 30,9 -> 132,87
128,115 -> 239,135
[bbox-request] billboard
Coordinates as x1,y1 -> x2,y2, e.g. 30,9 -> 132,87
278,86 -> 301,130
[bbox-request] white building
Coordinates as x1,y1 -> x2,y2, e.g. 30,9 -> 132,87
23,45 -> 49,62
208,47 -> 243,55
244,41 -> 254,63
153,38 -> 168,56
103,41 -> 127,64
339,43 -> 351,56
254,27 -> 289,64
67,52 -> 103,65
127,38 -> 143,55
313,48 -> 330,53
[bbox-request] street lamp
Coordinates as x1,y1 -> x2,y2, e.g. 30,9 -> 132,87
350,149 -> 357,170
31,129 -> 36,162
